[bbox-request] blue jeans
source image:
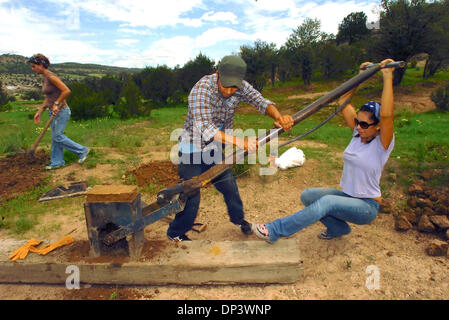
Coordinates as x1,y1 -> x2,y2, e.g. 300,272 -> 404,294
167,151 -> 245,238
49,107 -> 88,167
266,188 -> 379,243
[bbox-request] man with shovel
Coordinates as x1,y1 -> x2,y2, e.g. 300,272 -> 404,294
29,54 -> 89,169
168,55 -> 293,241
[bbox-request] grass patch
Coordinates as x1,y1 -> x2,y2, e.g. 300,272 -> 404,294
401,67 -> 449,87
0,181 -> 53,234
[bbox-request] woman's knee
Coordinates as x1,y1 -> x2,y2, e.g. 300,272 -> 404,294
301,188 -> 333,206
300,188 -> 316,205
52,133 -> 65,143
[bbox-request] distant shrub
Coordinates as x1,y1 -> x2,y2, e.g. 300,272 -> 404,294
0,80 -> 10,107
113,77 -> 150,119
0,101 -> 13,112
431,83 -> 449,112
22,89 -> 43,101
67,82 -> 111,120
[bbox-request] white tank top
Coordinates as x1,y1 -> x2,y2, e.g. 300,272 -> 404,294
340,128 -> 395,198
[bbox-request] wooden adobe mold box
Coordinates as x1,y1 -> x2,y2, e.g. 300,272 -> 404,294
84,185 -> 143,258
86,185 -> 139,203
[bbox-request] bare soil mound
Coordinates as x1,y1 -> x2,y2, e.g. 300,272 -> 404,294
131,160 -> 179,187
0,151 -> 49,203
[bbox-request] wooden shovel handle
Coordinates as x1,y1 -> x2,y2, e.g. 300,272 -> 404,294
29,114 -> 55,154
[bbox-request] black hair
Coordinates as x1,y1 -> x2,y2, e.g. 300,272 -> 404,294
359,104 -> 379,124
28,54 -> 50,69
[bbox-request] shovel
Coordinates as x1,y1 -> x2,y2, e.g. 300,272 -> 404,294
27,113 -> 55,157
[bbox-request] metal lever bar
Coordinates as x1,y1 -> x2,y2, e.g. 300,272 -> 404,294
156,61 -> 406,202
103,195 -> 186,245
361,61 -> 406,70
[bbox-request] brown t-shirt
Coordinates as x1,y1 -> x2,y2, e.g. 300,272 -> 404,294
42,71 -> 66,109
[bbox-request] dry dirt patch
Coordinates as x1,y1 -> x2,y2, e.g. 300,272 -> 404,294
131,160 -> 179,187
0,151 -> 49,203
1,140 -> 449,300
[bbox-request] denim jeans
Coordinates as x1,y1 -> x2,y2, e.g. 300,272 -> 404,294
167,150 -> 245,238
49,107 -> 88,167
266,187 -> 379,243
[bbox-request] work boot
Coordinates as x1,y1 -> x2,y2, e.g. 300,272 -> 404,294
238,220 -> 253,235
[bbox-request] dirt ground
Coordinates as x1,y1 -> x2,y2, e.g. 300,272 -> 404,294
0,150 -> 49,203
1,89 -> 448,300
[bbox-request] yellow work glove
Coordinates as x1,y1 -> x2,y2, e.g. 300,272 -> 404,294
9,238 -> 42,262
35,235 -> 74,255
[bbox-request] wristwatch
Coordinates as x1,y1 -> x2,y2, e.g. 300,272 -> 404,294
54,101 -> 60,106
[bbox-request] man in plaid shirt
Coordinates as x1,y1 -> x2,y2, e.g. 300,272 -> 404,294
167,55 -> 294,242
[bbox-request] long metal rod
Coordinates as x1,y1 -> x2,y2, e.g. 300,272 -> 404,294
200,64 -> 384,180
156,62 -> 404,203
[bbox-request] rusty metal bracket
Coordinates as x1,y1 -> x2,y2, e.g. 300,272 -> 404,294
102,194 -> 186,245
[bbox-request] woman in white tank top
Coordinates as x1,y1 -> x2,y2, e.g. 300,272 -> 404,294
252,59 -> 396,243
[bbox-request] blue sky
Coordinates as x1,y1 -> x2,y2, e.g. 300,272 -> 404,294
0,0 -> 381,68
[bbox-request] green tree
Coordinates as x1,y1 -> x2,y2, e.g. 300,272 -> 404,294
177,53 -> 215,92
67,81 -> 110,120
0,81 -> 10,107
431,83 -> 449,112
22,89 -> 43,101
277,46 -> 295,82
422,0 -> 449,79
336,12 -> 370,45
374,0 -> 436,85
97,75 -> 123,105
286,18 -> 326,48
136,66 -> 177,106
317,43 -> 353,79
239,40 -> 278,91
114,77 -> 149,119
285,18 -> 330,85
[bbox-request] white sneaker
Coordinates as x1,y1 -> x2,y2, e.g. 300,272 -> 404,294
45,165 -> 63,170
78,148 -> 90,164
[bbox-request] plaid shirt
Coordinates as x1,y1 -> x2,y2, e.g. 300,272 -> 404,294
179,73 -> 274,152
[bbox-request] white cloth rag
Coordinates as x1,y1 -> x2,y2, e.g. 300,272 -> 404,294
274,147 -> 306,170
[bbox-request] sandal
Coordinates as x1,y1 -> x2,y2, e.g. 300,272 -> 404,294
251,224 -> 273,243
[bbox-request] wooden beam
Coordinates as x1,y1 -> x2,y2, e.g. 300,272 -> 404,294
0,239 -> 302,285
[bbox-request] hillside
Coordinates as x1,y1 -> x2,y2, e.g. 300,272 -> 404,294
0,54 -> 141,93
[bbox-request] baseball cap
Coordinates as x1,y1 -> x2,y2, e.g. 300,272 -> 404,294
218,55 -> 247,89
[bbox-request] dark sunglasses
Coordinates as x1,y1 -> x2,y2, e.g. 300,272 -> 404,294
354,118 -> 377,129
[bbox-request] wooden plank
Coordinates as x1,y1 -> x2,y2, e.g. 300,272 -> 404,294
86,185 -> 138,203
0,239 -> 302,285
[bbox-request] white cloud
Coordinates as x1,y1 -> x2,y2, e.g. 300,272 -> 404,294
232,0 -> 380,47
201,11 -> 238,24
118,28 -> 152,36
303,1 -> 380,35
195,27 -> 252,47
50,0 -> 206,28
0,6 -> 112,64
115,39 -> 139,46
0,0 -> 383,68
121,27 -> 254,68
